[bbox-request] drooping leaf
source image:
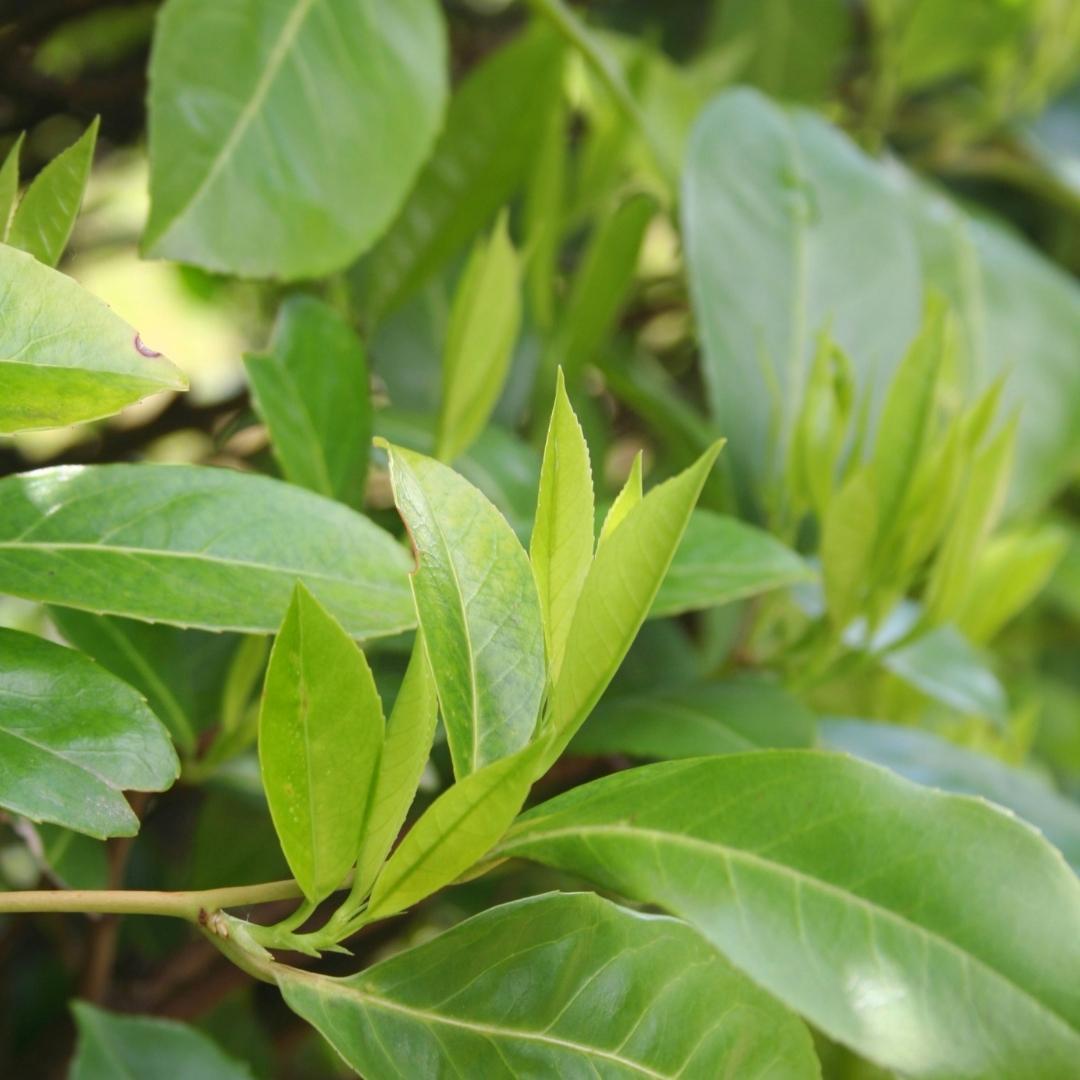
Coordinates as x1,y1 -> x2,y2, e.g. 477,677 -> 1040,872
0,245 -> 186,434
500,752 -> 1080,1077
144,0 -> 447,279
8,117 -> 98,267
598,449 -> 642,546
652,508 -> 813,618
436,212 -> 522,462
70,1002 -> 255,1080
530,370 -> 594,678
359,26 -> 564,323
821,718 -> 1080,873
279,892 -> 819,1079
382,443 -> 545,778
544,443 -> 722,768
50,607 -> 241,755
0,464 -> 413,636
365,738 -> 547,922
245,295 -> 371,507
0,133 -> 22,238
574,678 -> 817,759
354,635 -> 439,898
0,628 -> 178,840
259,584 -> 384,903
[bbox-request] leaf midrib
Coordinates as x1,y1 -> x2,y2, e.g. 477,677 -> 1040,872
501,821 -> 1080,1043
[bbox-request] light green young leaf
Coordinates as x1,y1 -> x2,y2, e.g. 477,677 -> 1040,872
354,635 -> 439,898
821,718 -> 1080,874
0,628 -> 178,840
70,1002 -> 255,1080
0,464 -> 413,636
821,466 -> 878,630
597,449 -> 642,546
279,892 -> 819,1079
436,212 -> 522,462
500,752 -> 1080,1078
652,508 -> 813,618
0,133 -> 24,239
245,296 -> 371,507
360,26 -> 564,323
530,370 -> 594,678
366,737 -> 547,922
144,0 -> 446,279
382,443 -> 545,778
259,584 -> 384,903
8,117 -> 97,267
0,245 -> 186,433
544,442 -> 723,768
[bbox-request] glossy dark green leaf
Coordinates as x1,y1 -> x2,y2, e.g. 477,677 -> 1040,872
530,370 -> 594,678
821,718 -> 1080,873
70,1002 -> 255,1080
652,509 -> 813,618
359,26 -> 564,322
0,245 -> 187,434
0,464 -> 413,636
144,0 -> 446,279
574,678 -> 817,759
0,628 -> 178,839
501,752 -> 1080,1077
382,443 -> 545,778
245,295 -> 371,507
259,585 -> 384,902
8,117 -> 97,267
279,892 -> 819,1079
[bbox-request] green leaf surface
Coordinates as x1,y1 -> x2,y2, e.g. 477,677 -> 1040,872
366,738 -> 547,922
0,628 -> 178,839
354,635 -> 438,898
259,585 -> 384,902
383,443 -> 545,778
574,678 -> 817,759
0,464 -> 413,636
0,133 -> 22,238
359,26 -> 564,322
651,509 -> 813,618
821,468 -> 878,630
436,213 -> 522,462
500,752 -> 1080,1077
70,1002 -> 254,1080
598,450 -> 642,547
0,244 -> 186,434
144,0 -> 446,279
245,295 -> 371,507
530,371 -> 594,679
545,444 -> 722,767
821,718 -> 1080,873
8,117 -> 97,267
279,892 -> 819,1079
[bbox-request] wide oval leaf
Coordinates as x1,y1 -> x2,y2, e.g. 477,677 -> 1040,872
0,464 -> 413,636
144,0 -> 446,279
0,628 -> 178,839
499,752 -> 1080,1077
278,892 -> 818,1079
0,245 -> 186,433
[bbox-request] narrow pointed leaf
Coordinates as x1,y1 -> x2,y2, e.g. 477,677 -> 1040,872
8,117 -> 98,267
366,738 -> 547,922
0,133 -> 24,239
278,893 -> 819,1079
355,636 -> 439,897
598,449 -> 642,547
260,585 -> 384,903
382,443 -> 545,778
500,752 -> 1080,1078
545,443 -> 722,767
0,245 -> 186,433
530,370 -> 594,678
145,0 -> 447,279
0,628 -> 178,840
821,467 -> 877,629
0,464 -> 413,636
245,296 -> 371,507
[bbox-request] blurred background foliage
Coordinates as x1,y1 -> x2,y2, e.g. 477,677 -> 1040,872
1,1 -> 1080,1076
